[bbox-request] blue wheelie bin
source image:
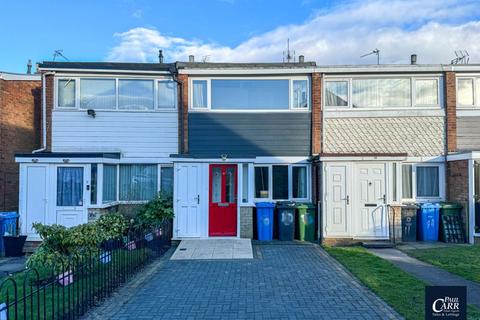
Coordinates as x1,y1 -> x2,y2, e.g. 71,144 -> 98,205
418,203 -> 440,241
0,212 -> 19,253
256,202 -> 275,241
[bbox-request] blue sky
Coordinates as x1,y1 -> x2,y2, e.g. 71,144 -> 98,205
1,0 -> 480,73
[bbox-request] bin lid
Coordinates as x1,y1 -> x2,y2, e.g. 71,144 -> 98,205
276,201 -> 296,208
296,202 -> 315,209
421,203 -> 440,209
439,202 -> 463,209
0,212 -> 18,219
255,202 -> 275,208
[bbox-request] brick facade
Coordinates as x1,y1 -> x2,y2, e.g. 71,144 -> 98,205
177,74 -> 188,154
239,207 -> 253,239
447,160 -> 469,236
311,73 -> 322,155
0,77 -> 41,211
445,71 -> 457,153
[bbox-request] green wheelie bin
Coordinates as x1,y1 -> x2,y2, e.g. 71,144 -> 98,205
440,202 -> 463,216
296,203 -> 316,242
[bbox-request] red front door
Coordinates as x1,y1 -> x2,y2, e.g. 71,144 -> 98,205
209,164 -> 237,236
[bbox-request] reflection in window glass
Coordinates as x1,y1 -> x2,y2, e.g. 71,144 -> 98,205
458,78 -> 474,106
415,79 -> 438,105
402,164 -> 413,199
474,161 -> 480,233
212,167 -> 221,203
255,167 -> 269,198
211,79 -> 289,110
292,80 -> 308,109
91,164 -> 97,205
272,166 -> 288,200
80,79 -> 116,109
242,164 -> 249,203
119,164 -> 157,201
103,165 -> 117,203
325,81 -> 348,107
417,166 -> 439,197
352,79 -> 411,107
58,79 -> 76,107
160,167 -> 174,195
292,166 -> 307,199
158,80 -> 177,109
225,167 -> 235,203
57,167 -> 83,206
192,80 -> 207,108
118,80 -> 154,110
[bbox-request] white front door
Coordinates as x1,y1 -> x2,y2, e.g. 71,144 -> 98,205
174,163 -> 205,237
325,164 -> 350,236
54,165 -> 88,228
23,165 -> 49,238
355,163 -> 388,238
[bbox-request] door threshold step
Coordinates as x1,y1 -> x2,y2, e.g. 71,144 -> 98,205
361,241 -> 394,249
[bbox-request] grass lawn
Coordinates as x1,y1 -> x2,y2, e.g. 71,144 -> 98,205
404,245 -> 480,283
325,246 -> 480,320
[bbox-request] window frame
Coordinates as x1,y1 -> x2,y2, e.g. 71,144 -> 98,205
456,76 -> 478,108
54,75 -> 177,112
323,75 -> 443,111
253,164 -> 310,202
189,76 -> 310,112
400,162 -> 445,202
57,78 -> 77,108
157,79 -> 178,109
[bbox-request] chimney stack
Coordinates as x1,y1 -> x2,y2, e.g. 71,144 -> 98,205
410,54 -> 417,65
189,55 -> 195,63
298,55 -> 305,63
27,59 -> 32,74
158,50 -> 164,63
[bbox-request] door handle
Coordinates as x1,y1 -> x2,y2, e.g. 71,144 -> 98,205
195,195 -> 200,204
342,195 -> 350,205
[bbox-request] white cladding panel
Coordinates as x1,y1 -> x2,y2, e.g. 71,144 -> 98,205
52,111 -> 178,158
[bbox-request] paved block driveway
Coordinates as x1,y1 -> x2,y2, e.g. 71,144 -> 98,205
89,243 -> 400,320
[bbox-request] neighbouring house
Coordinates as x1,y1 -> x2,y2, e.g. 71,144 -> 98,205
15,62 -> 179,239
171,60 -> 318,239
0,71 -> 40,212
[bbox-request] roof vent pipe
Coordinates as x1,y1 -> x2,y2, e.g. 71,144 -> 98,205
189,55 -> 195,63
410,54 -> 417,65
158,50 -> 164,63
298,55 -> 304,63
27,60 -> 32,74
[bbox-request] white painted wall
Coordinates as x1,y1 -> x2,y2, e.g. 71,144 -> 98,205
52,111 -> 178,158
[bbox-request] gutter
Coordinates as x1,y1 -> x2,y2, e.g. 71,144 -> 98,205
33,71 -> 55,153
170,64 -> 184,154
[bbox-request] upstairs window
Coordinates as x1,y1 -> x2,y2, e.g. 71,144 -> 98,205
58,79 -> 76,108
292,80 -> 308,109
352,78 -> 411,108
118,79 -> 154,110
325,81 -> 348,107
458,78 -> 474,106
192,80 -> 208,109
415,79 -> 438,106
158,80 -> 177,109
80,79 -> 116,110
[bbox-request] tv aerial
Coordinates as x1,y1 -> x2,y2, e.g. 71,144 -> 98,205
283,39 -> 296,63
53,50 -> 70,62
451,50 -> 469,64
361,48 -> 380,65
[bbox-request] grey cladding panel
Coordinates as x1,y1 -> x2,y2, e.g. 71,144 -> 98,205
458,117 -> 480,151
188,113 -> 311,157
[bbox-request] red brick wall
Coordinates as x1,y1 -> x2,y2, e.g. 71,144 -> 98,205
0,78 -> 41,211
177,74 -> 188,154
311,73 -> 322,155
445,71 -> 457,153
447,160 -> 469,234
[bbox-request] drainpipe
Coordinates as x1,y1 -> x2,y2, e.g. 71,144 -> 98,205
33,71 -> 55,153
169,64 -> 184,154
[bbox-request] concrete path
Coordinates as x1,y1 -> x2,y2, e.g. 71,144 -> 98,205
369,248 -> 480,309
87,244 -> 401,319
171,239 -> 253,260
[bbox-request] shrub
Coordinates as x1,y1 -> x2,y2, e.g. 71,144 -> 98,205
96,213 -> 129,240
135,192 -> 174,230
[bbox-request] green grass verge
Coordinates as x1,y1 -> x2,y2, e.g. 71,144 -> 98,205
324,246 -> 480,320
404,246 -> 480,283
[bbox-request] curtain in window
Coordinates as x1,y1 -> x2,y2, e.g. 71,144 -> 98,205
160,167 -> 174,195
158,81 -> 177,109
325,81 -> 348,107
119,165 -> 157,201
293,166 -> 307,198
402,165 -> 413,199
103,165 -> 117,203
415,79 -> 438,105
292,80 -> 308,108
58,79 -> 75,107
352,79 -> 378,107
353,79 -> 411,107
192,80 -> 207,108
57,167 -> 83,206
118,80 -> 154,110
458,79 -> 474,106
80,79 -> 116,109
417,166 -> 439,197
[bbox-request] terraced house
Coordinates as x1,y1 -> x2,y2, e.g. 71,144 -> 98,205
13,59 -> 480,245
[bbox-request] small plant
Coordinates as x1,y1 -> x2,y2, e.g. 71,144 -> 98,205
135,192 -> 174,230
96,213 -> 129,240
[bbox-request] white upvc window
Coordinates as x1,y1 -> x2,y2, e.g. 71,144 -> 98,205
189,76 -> 310,111
55,76 -> 177,111
457,77 -> 478,107
400,163 -> 445,202
324,75 -> 442,110
253,164 -> 310,202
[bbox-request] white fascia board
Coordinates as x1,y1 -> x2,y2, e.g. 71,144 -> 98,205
254,156 -> 310,164
37,67 -> 170,75
316,65 -> 444,74
0,73 -> 41,81
15,157 -> 120,164
404,156 -> 446,163
323,109 -> 445,118
319,156 -> 407,162
447,151 -> 480,161
179,68 -> 315,75
171,158 -> 254,163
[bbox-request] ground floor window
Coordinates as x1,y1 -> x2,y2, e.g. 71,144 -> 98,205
57,167 -> 83,206
401,163 -> 443,201
119,164 -> 158,201
103,164 -> 117,203
254,164 -> 309,201
474,161 -> 480,234
160,167 -> 174,195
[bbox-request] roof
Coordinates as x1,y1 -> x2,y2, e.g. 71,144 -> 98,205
37,61 -> 175,73
0,71 -> 40,81
176,62 -> 316,69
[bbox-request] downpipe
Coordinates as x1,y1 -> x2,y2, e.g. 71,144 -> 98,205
33,71 -> 55,153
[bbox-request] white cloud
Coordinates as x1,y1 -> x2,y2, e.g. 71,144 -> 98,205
107,0 -> 480,64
